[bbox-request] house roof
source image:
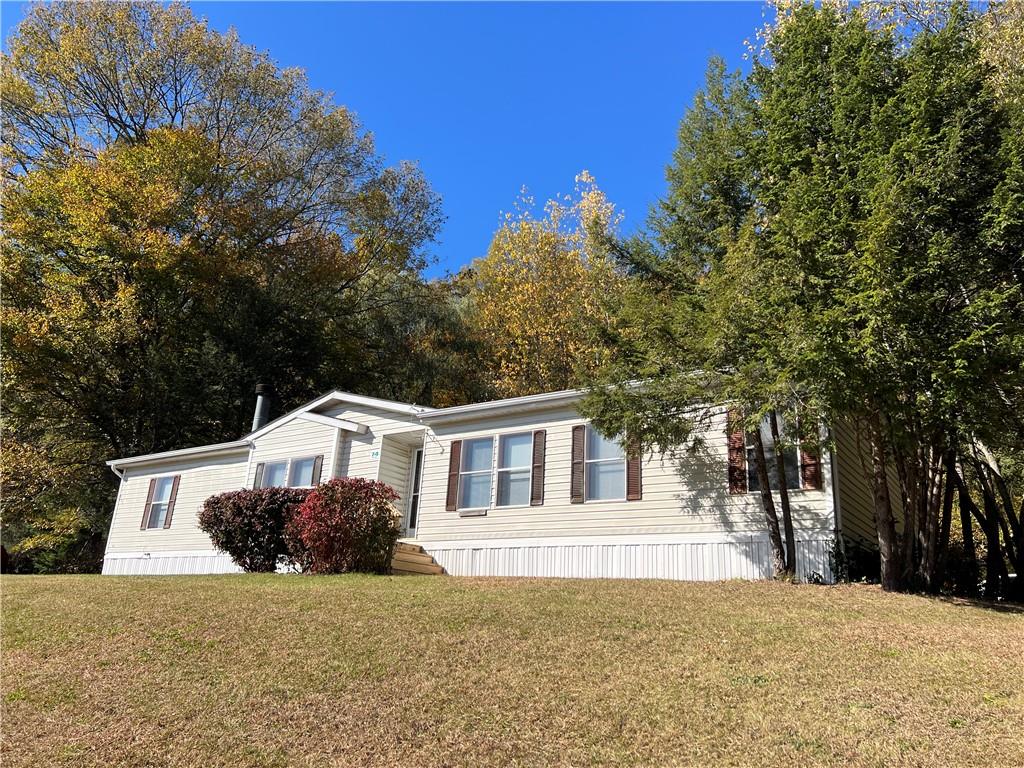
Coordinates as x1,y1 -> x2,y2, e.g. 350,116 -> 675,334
421,388 -> 583,424
107,440 -> 252,470
243,390 -> 430,442
107,388 -> 590,470
108,390 -> 430,470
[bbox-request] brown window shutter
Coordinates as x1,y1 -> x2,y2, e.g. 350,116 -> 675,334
626,446 -> 642,501
800,446 -> 822,490
727,409 -> 747,494
570,425 -> 586,504
253,462 -> 265,489
530,430 -> 546,506
311,455 -> 324,485
140,478 -> 157,529
445,440 -> 462,511
163,476 -> 181,529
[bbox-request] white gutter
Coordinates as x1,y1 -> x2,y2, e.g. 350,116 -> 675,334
419,388 -> 584,424
326,391 -> 433,417
107,440 -> 252,470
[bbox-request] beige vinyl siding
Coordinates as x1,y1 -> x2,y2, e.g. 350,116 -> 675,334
415,406 -> 832,544
105,454 -> 248,554
319,404 -> 423,481
246,418 -> 336,487
376,437 -> 413,501
105,403 -> 426,560
833,420 -> 877,547
832,419 -> 904,549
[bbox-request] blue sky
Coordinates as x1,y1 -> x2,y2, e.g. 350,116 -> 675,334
1,1 -> 767,277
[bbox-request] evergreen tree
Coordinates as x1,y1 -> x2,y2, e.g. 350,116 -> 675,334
584,3 -> 1024,593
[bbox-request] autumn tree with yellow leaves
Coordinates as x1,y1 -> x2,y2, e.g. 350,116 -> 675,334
1,3 -> 444,570
460,173 -> 624,399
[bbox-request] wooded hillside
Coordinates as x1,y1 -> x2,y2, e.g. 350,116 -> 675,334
2,1 -> 1022,600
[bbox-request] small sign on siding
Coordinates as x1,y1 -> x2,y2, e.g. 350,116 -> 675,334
371,449 -> 380,459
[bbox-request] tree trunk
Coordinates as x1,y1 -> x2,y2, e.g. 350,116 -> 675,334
988,468 -> 1022,564
957,466 -> 1006,600
769,410 -> 796,577
867,413 -> 901,592
972,459 -> 1016,600
917,446 -> 945,591
989,471 -> 1023,601
751,426 -> 786,578
982,496 -> 1005,601
981,468 -> 1021,578
956,469 -> 979,597
931,451 -> 955,593
893,446 -> 916,587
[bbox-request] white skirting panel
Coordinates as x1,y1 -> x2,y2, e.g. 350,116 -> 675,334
103,536 -> 834,582
102,550 -> 241,575
422,533 -> 835,583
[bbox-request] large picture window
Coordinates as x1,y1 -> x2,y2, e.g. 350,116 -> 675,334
585,427 -> 626,501
453,432 -> 535,510
496,433 -> 532,507
458,437 -> 493,509
746,416 -> 800,492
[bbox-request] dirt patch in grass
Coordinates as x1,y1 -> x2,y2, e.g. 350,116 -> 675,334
2,575 -> 1022,767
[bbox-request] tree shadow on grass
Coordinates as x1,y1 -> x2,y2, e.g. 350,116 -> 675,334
925,593 -> 1024,615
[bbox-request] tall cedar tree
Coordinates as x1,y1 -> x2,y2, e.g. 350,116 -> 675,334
583,3 -> 1024,593
578,58 -> 804,577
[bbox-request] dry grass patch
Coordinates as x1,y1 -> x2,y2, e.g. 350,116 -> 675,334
2,575 -> 1022,767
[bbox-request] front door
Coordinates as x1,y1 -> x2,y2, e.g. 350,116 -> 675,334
405,447 -> 424,536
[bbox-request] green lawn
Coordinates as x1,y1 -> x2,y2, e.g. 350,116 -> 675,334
2,575 -> 1021,767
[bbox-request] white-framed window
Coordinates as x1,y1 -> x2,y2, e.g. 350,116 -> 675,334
745,415 -> 800,492
146,476 -> 177,529
288,456 -> 319,488
458,437 -> 493,510
496,432 -> 532,507
260,461 -> 289,488
257,456 -> 321,489
585,427 -> 626,501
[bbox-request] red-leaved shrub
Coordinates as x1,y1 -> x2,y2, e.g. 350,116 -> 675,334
199,487 -> 311,572
289,478 -> 401,574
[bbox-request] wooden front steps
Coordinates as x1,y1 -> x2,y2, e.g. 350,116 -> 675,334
391,542 -> 445,576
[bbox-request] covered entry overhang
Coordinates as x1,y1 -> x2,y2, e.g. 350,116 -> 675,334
294,411 -> 370,435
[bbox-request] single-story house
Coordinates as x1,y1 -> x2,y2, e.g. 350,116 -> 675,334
102,387 -> 880,581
